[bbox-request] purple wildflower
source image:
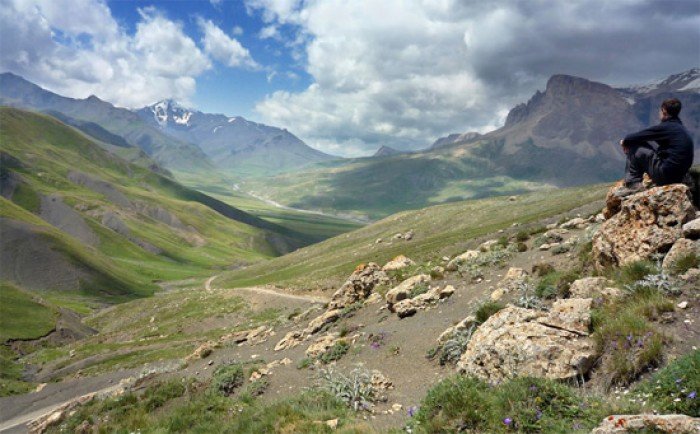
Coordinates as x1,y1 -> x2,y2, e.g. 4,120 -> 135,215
529,385 -> 538,392
408,406 -> 419,417
536,410 -> 542,420
370,342 -> 380,350
503,417 -> 513,426
688,391 -> 697,399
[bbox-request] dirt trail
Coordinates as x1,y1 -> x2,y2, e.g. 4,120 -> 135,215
205,275 -> 329,304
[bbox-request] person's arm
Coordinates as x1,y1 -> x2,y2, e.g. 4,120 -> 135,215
622,124 -> 669,146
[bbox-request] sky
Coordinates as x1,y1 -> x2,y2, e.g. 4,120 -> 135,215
1,0 -> 699,157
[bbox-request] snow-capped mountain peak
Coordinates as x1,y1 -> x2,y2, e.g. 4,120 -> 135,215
148,99 -> 196,128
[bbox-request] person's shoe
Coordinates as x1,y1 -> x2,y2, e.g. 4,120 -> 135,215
614,182 -> 645,198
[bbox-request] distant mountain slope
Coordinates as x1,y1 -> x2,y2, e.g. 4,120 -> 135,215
238,69 -> 700,219
0,73 -> 214,173
373,145 -> 404,157
0,108 -> 307,307
136,100 -> 336,177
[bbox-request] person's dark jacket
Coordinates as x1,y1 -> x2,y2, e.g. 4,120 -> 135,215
623,117 -> 694,184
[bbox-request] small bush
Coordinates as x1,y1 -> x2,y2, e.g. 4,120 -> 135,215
613,260 -> 657,287
516,242 -> 528,252
316,367 -> 378,412
593,309 -> 665,387
212,363 -> 244,396
633,350 -> 699,417
319,340 -> 350,364
409,282 -> 431,299
475,301 -> 505,324
297,357 -> 312,370
436,326 -> 476,366
670,253 -> 700,275
412,375 -> 490,432
143,379 -> 186,411
497,236 -> 509,249
535,269 -> 579,299
242,377 -> 269,398
515,231 -> 530,242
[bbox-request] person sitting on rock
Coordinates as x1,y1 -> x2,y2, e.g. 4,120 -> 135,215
618,98 -> 694,196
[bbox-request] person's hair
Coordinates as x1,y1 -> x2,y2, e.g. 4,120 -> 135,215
661,98 -> 681,118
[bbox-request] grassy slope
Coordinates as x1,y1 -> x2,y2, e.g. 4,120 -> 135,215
0,108 -> 311,307
219,184 -> 608,290
0,282 -> 57,342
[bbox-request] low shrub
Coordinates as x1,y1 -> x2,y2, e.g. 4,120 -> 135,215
670,253 -> 699,275
143,379 -> 186,411
412,376 -> 490,432
612,260 -> 657,287
212,363 -> 244,396
319,340 -> 350,364
633,350 -> 699,417
316,367 -> 379,412
475,301 -> 505,324
515,230 -> 530,242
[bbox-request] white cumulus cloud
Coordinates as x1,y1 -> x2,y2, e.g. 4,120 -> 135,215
246,0 -> 700,156
0,0 -> 256,108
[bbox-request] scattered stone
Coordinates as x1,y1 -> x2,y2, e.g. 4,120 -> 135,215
275,331 -> 304,351
680,268 -> 700,283
391,284 -> 455,318
560,217 -> 587,229
593,185 -> 696,269
546,223 -> 558,230
375,238 -> 383,244
305,309 -> 342,335
392,403 -> 403,412
458,301 -> 598,383
445,250 -> 479,271
662,238 -> 700,273
404,230 -> 414,241
306,333 -> 342,358
34,383 -> 47,393
385,274 -> 431,305
682,218 -> 700,239
370,370 -> 393,390
539,243 -> 551,251
325,419 -> 339,430
569,277 -> 622,303
490,268 -> 528,300
382,255 -> 415,271
328,263 -> 389,310
478,239 -> 499,252
590,414 -> 699,434
186,341 -> 216,361
677,301 -> 689,309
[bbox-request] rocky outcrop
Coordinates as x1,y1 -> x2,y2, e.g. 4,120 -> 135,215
306,333 -> 343,358
593,185 -> 696,269
683,217 -> 700,239
437,315 -> 477,345
392,285 -> 455,318
457,299 -> 597,383
445,250 -> 479,271
385,274 -> 431,305
591,414 -> 700,434
569,277 -> 622,302
382,255 -> 415,271
328,263 -> 389,310
490,267 -> 528,301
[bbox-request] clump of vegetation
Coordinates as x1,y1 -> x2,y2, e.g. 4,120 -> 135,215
143,379 -> 186,411
514,281 -> 544,310
515,230 -> 530,242
550,244 -> 571,255
409,282 -> 431,298
593,306 -> 666,387
212,363 -> 244,396
669,253 -> 699,275
316,367 -> 379,412
241,378 -> 269,399
296,357 -> 312,370
633,350 -> 699,417
431,326 -> 476,366
319,340 -> 350,364
475,301 -> 505,324
612,260 -> 657,287
625,270 -> 681,296
411,376 -> 614,433
535,269 -> 580,299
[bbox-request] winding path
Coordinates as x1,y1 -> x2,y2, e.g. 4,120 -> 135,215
0,276 -> 327,433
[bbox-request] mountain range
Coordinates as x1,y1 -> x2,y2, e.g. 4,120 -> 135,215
240,68 -> 700,219
0,73 -> 336,180
136,100 -> 335,177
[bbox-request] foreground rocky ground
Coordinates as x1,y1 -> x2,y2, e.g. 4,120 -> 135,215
1,185 -> 699,433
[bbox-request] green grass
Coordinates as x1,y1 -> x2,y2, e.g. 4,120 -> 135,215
412,375 -> 619,433
475,301 -> 505,324
633,350 -> 699,417
0,282 -> 57,341
47,378 -> 366,434
218,184 -> 608,290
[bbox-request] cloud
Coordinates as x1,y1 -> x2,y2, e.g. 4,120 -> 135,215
198,18 -> 259,69
259,25 -> 279,40
0,0 -> 256,108
246,0 -> 700,156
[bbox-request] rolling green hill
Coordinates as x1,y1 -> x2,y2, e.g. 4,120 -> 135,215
0,107 -> 311,313
218,183 -> 608,290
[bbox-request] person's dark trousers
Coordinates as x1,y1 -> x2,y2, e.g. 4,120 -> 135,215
624,142 -> 663,185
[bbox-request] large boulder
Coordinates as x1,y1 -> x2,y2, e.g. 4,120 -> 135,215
591,414 -> 699,434
683,217 -> 700,239
592,185 -> 696,270
382,255 -> 415,271
385,274 -> 431,305
445,250 -> 479,271
569,277 -> 622,303
457,299 -> 597,383
328,263 -> 389,310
